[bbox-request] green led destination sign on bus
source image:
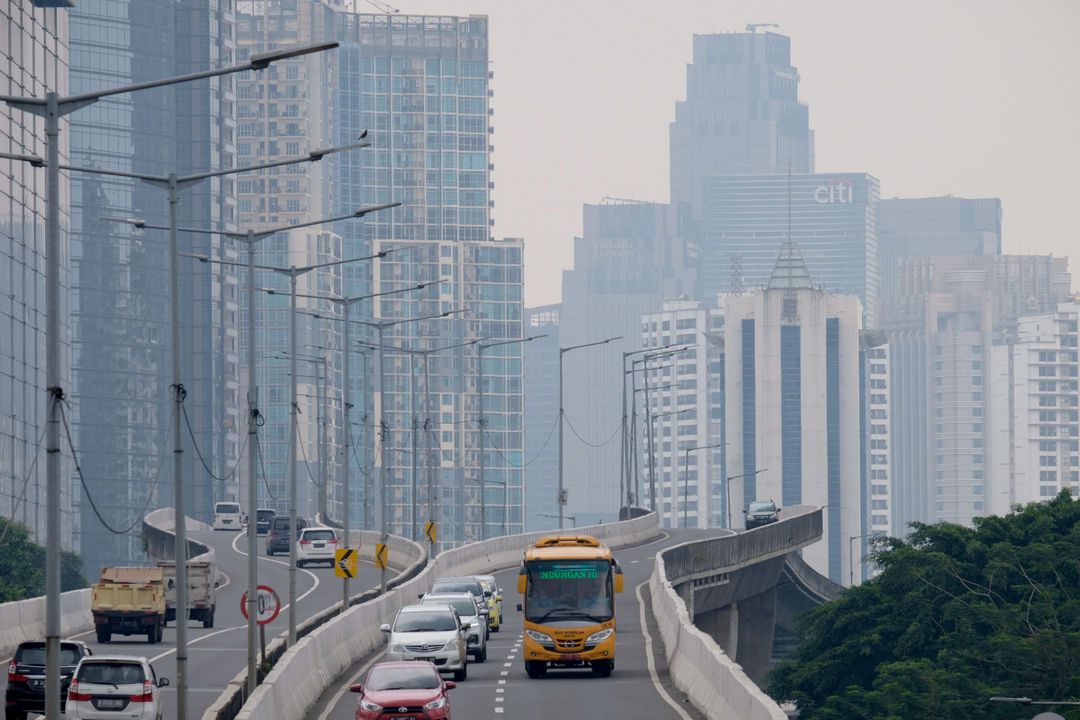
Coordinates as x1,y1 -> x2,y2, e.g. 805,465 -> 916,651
538,565 -> 599,580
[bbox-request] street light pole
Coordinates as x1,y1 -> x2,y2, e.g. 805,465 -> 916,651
682,443 -> 724,528
558,336 -> 621,530
0,40 -> 340,720
123,195 -> 393,686
477,335 -> 546,539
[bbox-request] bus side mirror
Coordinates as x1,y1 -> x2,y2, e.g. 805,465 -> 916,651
614,573 -> 624,593
516,603 -> 523,612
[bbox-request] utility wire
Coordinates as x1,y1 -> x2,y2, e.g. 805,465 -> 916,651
295,423 -> 320,489
182,400 -> 247,483
480,411 -> 559,468
563,414 -> 622,449
60,396 -> 166,535
254,433 -> 279,501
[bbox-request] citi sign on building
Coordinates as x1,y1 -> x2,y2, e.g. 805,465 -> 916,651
699,172 -> 880,323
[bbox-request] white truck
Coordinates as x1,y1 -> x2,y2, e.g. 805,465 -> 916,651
158,560 -> 217,628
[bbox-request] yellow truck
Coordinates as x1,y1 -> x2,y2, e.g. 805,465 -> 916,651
91,566 -> 166,644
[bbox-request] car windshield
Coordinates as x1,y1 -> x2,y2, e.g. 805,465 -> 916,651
395,611 -> 457,632
303,529 -> 335,541
431,580 -> 479,596
748,502 -> 775,513
422,597 -> 476,617
366,666 -> 440,691
78,663 -> 145,684
257,510 -> 274,520
16,644 -> 82,666
216,503 -> 240,514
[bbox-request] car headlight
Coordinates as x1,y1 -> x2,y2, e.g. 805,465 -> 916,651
359,698 -> 382,712
443,639 -> 462,651
525,629 -> 553,644
387,643 -> 405,655
585,628 -> 614,644
424,697 -> 447,710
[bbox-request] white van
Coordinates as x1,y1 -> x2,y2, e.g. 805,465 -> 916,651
212,501 -> 243,531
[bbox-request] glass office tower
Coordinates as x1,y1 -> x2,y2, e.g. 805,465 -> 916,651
68,0 -> 239,576
0,1 -> 72,548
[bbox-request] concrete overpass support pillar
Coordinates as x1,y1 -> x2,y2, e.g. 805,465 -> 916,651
735,587 -> 777,685
693,604 -> 738,658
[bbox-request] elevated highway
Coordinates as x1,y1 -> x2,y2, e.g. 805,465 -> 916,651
1,505 -> 834,720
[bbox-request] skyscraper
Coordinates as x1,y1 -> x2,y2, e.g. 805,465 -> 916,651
700,172 -> 880,323
523,305 -> 559,531
724,241 -> 865,583
670,30 -> 814,221
68,0 -> 240,576
237,4 -> 524,545
0,0 -> 72,548
558,200 -> 691,526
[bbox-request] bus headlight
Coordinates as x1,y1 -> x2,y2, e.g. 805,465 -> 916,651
585,628 -> 613,645
525,629 -> 553,644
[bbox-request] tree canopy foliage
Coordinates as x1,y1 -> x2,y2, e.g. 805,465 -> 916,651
767,491 -> 1080,719
0,517 -> 88,602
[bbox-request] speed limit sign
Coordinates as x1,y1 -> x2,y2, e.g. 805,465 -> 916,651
240,585 -> 281,625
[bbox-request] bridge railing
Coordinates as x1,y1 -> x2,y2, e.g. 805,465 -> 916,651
647,506 -> 823,720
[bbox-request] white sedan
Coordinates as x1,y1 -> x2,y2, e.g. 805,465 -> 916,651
295,526 -> 339,567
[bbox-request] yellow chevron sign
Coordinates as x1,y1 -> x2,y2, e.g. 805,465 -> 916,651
374,543 -> 388,570
335,548 -> 357,578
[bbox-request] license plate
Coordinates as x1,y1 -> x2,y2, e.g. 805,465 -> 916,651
414,656 -> 435,662
314,543 -> 325,548
562,653 -> 582,660
97,698 -> 125,709
28,679 -> 44,691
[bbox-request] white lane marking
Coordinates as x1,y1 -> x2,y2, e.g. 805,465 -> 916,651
495,707 -> 504,713
499,670 -> 509,676
497,679 -> 506,685
315,655 -> 380,720
150,625 -> 241,663
503,662 -> 512,667
635,580 -> 694,720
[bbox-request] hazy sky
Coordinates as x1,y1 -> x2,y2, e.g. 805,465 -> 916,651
388,0 -> 1079,307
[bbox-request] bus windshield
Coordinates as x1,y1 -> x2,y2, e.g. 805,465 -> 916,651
524,559 -> 613,623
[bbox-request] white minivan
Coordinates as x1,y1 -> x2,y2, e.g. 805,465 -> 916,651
212,501 -> 243,531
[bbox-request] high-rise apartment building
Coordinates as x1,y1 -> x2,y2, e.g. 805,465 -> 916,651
700,173 -> 880,323
877,196 -> 1002,298
235,4 -> 523,545
724,241 -> 865,584
0,1 -> 72,547
66,0 -> 240,577
558,200 -> 692,526
880,255 -> 1072,531
639,300 -> 725,529
670,30 -> 814,220
988,303 -> 1080,513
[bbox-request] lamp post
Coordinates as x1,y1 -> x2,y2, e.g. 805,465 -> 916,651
558,336 -> 621,530
351,310 -> 465,590
0,42 -> 342,715
272,352 -> 328,518
477,335 -> 546,539
681,442 -> 723,528
297,281 -> 435,610
849,533 -> 875,587
725,468 -> 768,529
620,344 -> 683,511
112,203 -> 395,666
354,337 -> 479,543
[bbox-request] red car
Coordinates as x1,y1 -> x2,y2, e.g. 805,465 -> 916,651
349,661 -> 456,720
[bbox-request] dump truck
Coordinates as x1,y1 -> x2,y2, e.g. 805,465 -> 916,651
159,559 -> 217,628
91,566 -> 166,644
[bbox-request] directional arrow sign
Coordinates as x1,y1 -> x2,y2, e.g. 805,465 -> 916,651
424,521 -> 437,544
335,548 -> 357,578
374,543 -> 388,570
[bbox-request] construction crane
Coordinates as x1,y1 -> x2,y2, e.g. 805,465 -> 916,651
365,0 -> 399,14
745,23 -> 780,33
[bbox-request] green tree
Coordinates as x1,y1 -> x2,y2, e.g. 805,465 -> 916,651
767,491 -> 1080,719
0,517 -> 89,602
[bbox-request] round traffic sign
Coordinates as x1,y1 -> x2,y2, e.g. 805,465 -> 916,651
240,585 -> 281,625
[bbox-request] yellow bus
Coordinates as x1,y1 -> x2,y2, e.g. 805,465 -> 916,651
516,535 -> 624,678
